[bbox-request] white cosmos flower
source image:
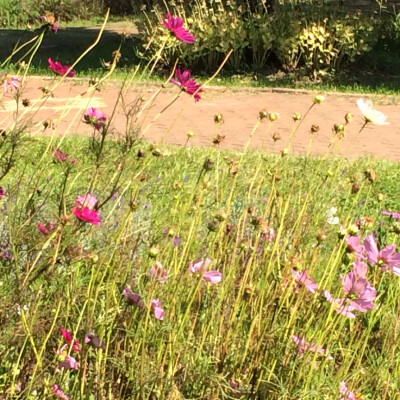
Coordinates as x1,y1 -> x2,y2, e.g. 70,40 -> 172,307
357,98 -> 389,125
326,207 -> 339,225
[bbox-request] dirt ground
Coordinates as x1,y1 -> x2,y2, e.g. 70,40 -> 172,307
1,76 -> 400,161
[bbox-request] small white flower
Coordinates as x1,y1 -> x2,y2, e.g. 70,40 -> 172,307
327,207 -> 339,225
357,98 -> 389,125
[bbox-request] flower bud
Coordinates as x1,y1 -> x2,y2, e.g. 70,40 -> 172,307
334,123 -> 344,134
259,110 -> 268,120
149,246 -> 159,258
345,112 -> 353,124
313,95 -> 325,104
293,113 -> 302,121
269,112 -> 279,122
281,148 -> 289,157
187,130 -> 194,138
214,113 -> 224,123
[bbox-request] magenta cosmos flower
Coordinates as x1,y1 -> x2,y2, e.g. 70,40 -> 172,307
0,187 -> 6,199
364,234 -> 400,275
170,69 -> 203,102
52,384 -> 70,400
60,326 -> 81,353
188,258 -> 222,284
292,335 -> 326,357
163,12 -> 195,43
291,269 -> 318,294
48,58 -> 75,77
73,207 -> 101,225
3,75 -> 20,94
83,107 -> 107,130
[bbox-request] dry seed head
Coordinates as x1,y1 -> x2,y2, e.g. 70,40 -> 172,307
259,110 -> 269,120
214,113 -> 224,123
272,132 -> 281,142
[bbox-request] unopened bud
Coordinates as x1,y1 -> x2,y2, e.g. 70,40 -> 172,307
313,95 -> 325,104
281,148 -> 289,157
334,123 -> 344,134
293,112 -> 302,121
269,112 -> 279,121
259,110 -> 268,120
345,112 -> 353,124
214,113 -> 224,123
311,124 -> 320,133
149,246 -> 159,258
187,130 -> 195,138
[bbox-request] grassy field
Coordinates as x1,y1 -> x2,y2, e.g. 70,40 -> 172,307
1,127 -> 400,398
1,11 -> 400,400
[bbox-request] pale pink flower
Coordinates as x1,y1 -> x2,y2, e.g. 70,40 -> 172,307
345,236 -> 364,255
382,210 -> 400,220
188,258 -> 222,284
203,270 -> 222,284
151,299 -> 165,320
57,344 -> 78,370
149,262 -> 167,283
3,75 -> 20,94
324,291 -> 356,319
52,384 -> 70,400
339,380 -> 362,400
73,207 -> 101,225
341,271 -> 376,312
292,335 -> 326,357
189,258 -> 212,273
84,332 -> 106,350
364,234 -> 400,275
83,107 -> 107,130
123,287 -> 144,308
170,69 -> 203,102
48,58 -> 75,77
60,326 -> 81,353
75,194 -> 97,210
163,12 -> 195,43
291,269 -> 318,294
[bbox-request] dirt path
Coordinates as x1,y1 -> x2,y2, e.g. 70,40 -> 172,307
1,77 -> 400,161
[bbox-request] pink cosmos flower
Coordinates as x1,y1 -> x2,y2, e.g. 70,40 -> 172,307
83,107 -> 107,130
382,210 -> 400,220
341,270 -> 376,312
345,236 -> 364,256
188,258 -> 222,284
151,299 -> 165,320
170,69 -> 203,102
351,260 -> 368,278
364,234 -> 400,275
48,58 -> 75,77
189,258 -> 212,273
52,384 -> 70,400
339,381 -> 362,400
324,291 -> 356,319
163,12 -> 195,43
0,187 -> 5,199
73,207 -> 101,225
57,345 -> 78,370
60,326 -> 81,353
292,335 -> 326,357
291,269 -> 318,294
37,221 -> 55,235
75,194 -> 97,210
84,332 -> 106,350
203,270 -> 223,284
53,148 -> 68,162
148,262 -> 167,283
3,75 -> 20,94
123,287 -> 144,308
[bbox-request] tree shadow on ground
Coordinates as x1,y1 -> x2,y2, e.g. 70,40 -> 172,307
0,26 -> 141,74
